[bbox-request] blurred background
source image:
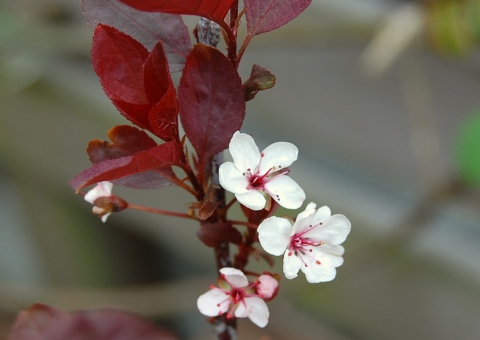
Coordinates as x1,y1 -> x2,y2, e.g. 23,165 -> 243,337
1,0 -> 480,338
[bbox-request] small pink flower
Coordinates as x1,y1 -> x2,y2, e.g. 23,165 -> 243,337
197,268 -> 269,328
84,182 -> 127,222
219,131 -> 305,211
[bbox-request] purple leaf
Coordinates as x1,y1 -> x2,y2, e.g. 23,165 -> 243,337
178,45 -> 245,168
70,142 -> 183,192
197,222 -> 243,247
82,0 -> 191,72
244,0 -> 312,35
8,304 -> 177,340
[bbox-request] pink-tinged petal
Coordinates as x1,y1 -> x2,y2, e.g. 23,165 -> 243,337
220,267 -> 249,288
264,175 -> 305,209
229,132 -> 260,173
301,251 -> 340,283
283,251 -> 302,280
234,300 -> 252,318
197,288 -> 230,317
307,215 -> 351,245
259,141 -> 298,174
256,274 -> 279,300
242,297 -> 269,328
219,162 -> 249,194
236,190 -> 266,211
258,216 -> 291,256
84,181 -> 113,203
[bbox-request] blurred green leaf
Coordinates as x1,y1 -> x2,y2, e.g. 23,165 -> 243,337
456,111 -> 480,186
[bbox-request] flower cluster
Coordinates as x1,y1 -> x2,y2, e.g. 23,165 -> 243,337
198,131 -> 352,327
197,268 -> 278,328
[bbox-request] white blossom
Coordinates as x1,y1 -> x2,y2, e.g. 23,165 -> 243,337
219,131 -> 305,211
84,181 -> 114,222
258,203 -> 351,283
197,268 -> 269,328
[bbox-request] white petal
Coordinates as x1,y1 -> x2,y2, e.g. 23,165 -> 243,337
219,162 -> 249,194
239,297 -> 269,328
259,142 -> 298,174
229,132 -> 260,173
319,244 -> 345,267
283,251 -> 302,280
220,267 -> 249,288
295,202 -> 317,222
236,190 -> 266,210
310,206 -> 332,225
84,181 -> 112,203
100,212 -> 111,223
301,251 -> 340,283
257,217 -> 292,256
264,175 -> 305,209
307,215 -> 351,245
197,288 -> 230,316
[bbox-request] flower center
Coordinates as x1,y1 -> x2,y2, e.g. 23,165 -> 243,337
288,224 -> 324,266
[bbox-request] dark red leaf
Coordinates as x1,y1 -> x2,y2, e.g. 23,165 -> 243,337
87,125 -> 157,163
118,0 -> 236,23
197,222 -> 243,247
148,86 -> 179,142
70,142 -> 183,192
92,24 -> 151,129
244,0 -> 312,35
143,41 -> 172,103
92,25 -> 178,140
178,45 -> 245,167
82,0 -> 191,72
87,125 -> 175,189
8,304 -> 176,340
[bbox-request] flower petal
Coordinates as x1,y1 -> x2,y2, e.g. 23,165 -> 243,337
264,175 -> 305,209
307,215 -> 351,245
283,251 -> 302,280
236,190 -> 266,210
220,267 -> 249,288
258,216 -> 292,256
219,162 -> 249,194
295,202 -> 317,223
240,297 -> 269,328
259,142 -> 298,175
310,206 -> 332,225
84,181 -> 113,203
229,132 -> 260,173
197,288 -> 229,316
301,251 -> 341,283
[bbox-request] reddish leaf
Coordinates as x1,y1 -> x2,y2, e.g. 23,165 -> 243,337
70,142 -> 183,192
82,0 -> 191,72
92,25 -> 178,140
9,304 -> 176,340
197,222 -> 243,247
143,41 -> 172,104
88,125 -> 157,163
244,0 -> 312,35
178,45 -> 245,166
148,86 -> 179,142
87,125 -> 175,189
92,24 -> 151,129
118,0 -> 236,23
